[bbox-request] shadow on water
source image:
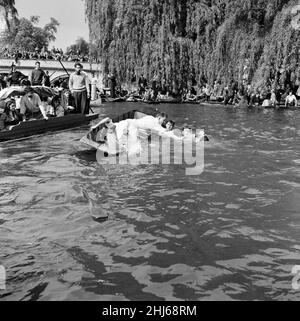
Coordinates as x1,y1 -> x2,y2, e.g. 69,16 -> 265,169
72,149 -> 97,163
67,246 -> 165,301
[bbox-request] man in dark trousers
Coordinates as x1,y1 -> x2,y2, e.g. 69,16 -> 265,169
44,71 -> 51,87
138,74 -> 147,95
30,61 -> 46,86
108,73 -> 117,98
69,62 -> 90,114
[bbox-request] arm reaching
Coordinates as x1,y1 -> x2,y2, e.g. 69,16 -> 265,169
39,104 -> 48,120
36,95 -> 48,120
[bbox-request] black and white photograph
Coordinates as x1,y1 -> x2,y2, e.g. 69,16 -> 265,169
0,0 -> 300,305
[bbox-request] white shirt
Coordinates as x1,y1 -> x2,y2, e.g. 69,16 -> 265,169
286,94 -> 297,103
134,116 -> 164,132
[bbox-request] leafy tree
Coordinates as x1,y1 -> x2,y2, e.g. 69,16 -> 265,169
0,15 -> 60,51
66,37 -> 90,56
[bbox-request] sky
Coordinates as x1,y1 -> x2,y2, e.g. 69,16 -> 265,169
15,0 -> 89,50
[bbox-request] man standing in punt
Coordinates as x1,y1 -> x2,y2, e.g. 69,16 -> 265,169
69,62 -> 90,114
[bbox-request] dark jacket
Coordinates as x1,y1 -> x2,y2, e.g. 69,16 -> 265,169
8,71 -> 25,86
31,69 -> 46,85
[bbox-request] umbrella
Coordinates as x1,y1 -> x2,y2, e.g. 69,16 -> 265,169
0,86 -> 25,100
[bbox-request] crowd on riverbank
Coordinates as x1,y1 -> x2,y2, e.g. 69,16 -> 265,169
105,73 -> 300,107
0,47 -> 97,64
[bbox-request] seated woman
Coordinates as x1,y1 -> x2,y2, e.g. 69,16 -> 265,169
42,97 -> 55,117
0,100 -> 20,131
60,89 -> 75,113
51,96 -> 66,117
185,90 -> 197,102
157,91 -> 170,101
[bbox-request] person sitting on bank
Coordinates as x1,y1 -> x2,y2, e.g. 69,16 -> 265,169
0,100 -> 20,131
250,92 -> 261,106
20,87 -> 48,121
270,89 -> 278,107
262,96 -> 270,107
185,89 -> 197,102
204,84 -> 211,102
138,74 -> 147,95
285,91 -> 297,107
157,91 -> 170,100
69,62 -> 90,114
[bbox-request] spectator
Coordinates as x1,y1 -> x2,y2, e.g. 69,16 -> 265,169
69,62 -> 90,114
7,64 -> 26,86
30,61 -> 46,86
44,71 -> 51,87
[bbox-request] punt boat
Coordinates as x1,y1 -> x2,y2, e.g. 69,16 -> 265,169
0,113 -> 99,142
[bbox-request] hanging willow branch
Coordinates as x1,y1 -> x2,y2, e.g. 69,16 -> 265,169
85,0 -> 300,92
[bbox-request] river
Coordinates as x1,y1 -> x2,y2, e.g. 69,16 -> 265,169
0,102 -> 300,301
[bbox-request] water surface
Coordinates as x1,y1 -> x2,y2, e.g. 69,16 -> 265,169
0,103 -> 300,301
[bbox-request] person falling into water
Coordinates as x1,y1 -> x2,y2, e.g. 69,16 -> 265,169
94,112 -> 168,156
161,120 -> 206,142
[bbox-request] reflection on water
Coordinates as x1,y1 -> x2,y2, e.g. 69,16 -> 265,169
0,103 -> 300,301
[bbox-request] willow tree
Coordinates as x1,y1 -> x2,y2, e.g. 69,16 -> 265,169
85,0 -> 300,92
